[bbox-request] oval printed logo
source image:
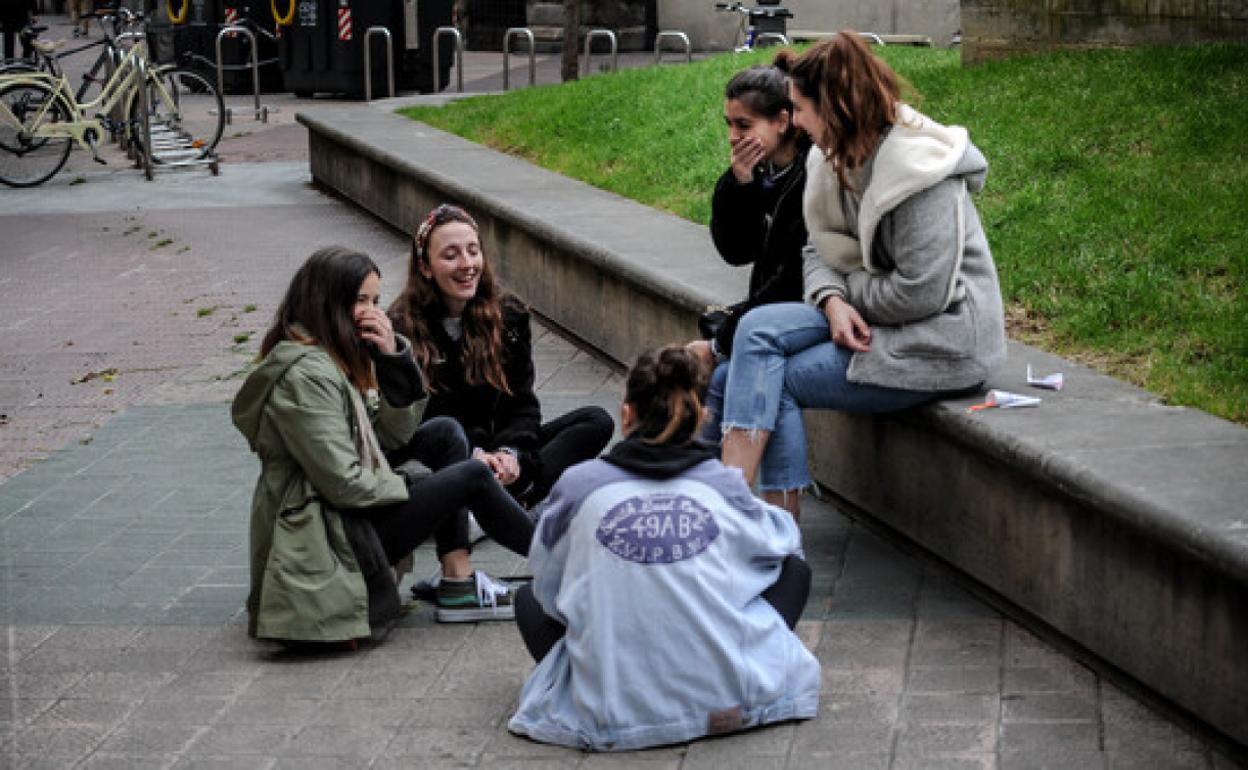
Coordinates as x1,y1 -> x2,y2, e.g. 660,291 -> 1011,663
596,493 -> 719,564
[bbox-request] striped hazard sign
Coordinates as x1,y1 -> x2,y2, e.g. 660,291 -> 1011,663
337,4 -> 352,41
223,7 -> 238,37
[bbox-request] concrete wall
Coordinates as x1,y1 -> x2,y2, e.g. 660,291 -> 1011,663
962,0 -> 1248,62
657,0 -> 962,51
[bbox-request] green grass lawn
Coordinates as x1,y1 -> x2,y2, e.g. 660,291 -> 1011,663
401,44 -> 1248,424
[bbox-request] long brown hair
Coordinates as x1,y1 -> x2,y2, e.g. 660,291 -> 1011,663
389,204 -> 510,395
774,32 -> 906,189
624,346 -> 706,446
260,246 -> 379,393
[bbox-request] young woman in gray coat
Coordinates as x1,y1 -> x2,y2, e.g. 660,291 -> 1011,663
719,34 -> 1007,519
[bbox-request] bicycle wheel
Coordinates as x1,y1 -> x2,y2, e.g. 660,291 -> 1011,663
0,81 -> 72,188
129,66 -> 224,163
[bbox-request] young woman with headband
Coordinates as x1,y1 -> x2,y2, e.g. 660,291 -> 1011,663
389,204 -> 614,512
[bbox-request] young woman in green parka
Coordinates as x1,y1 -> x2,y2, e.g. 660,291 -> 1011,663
232,247 -> 537,643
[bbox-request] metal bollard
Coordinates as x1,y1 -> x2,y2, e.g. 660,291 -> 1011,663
215,25 -> 268,123
502,27 -> 535,91
583,29 -> 617,76
135,56 -> 153,181
653,30 -> 691,65
364,26 -> 394,101
432,26 -> 464,93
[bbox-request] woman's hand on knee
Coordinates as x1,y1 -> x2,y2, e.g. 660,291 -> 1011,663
823,296 -> 872,352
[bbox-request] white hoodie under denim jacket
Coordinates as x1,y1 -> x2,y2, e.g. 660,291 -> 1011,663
803,104 -> 1007,392
508,439 -> 820,751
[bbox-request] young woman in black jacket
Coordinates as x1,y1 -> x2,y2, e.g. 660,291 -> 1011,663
389,204 -> 614,511
688,63 -> 811,444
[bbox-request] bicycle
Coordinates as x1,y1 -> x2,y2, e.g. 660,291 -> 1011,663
0,8 -> 223,188
714,2 -> 793,52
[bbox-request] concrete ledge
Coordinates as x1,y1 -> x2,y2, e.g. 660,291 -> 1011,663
299,104 -> 1248,748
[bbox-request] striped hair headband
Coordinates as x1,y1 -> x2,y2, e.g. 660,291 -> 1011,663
414,204 -> 478,259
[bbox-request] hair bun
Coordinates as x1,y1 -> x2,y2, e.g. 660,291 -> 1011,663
655,347 -> 699,392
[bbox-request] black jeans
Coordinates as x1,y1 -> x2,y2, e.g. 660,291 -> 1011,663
352,417 -> 535,563
513,406 -> 614,506
515,554 -> 812,663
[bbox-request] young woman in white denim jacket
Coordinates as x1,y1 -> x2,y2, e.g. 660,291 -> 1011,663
719,33 -> 1007,519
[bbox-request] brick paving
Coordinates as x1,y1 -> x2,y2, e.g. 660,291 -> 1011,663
0,17 -> 1243,768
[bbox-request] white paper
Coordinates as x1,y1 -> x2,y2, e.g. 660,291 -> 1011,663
1026,364 -> 1064,391
986,389 -> 1042,408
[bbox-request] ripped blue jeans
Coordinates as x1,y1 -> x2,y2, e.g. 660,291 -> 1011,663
716,302 -> 936,491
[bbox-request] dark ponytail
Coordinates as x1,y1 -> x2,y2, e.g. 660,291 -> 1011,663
624,346 -> 706,446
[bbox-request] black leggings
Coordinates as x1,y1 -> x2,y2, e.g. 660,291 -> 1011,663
515,554 -> 812,663
513,406 -> 614,506
352,417 -> 535,563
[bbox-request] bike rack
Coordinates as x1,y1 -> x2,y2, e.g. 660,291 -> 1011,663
753,32 -> 790,47
502,27 -> 535,91
132,56 -> 221,180
653,30 -> 691,65
215,25 -> 269,124
583,29 -> 617,76
363,26 -> 394,101
432,26 -> 464,93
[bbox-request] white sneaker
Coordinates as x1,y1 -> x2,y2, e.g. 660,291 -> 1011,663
435,571 -> 517,622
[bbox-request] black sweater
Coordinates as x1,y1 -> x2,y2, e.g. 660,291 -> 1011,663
708,145 -> 810,353
420,296 -> 542,453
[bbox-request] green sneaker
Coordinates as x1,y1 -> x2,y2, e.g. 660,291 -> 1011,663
435,571 -> 516,622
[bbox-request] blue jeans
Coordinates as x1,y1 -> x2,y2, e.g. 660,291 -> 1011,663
720,302 -> 937,491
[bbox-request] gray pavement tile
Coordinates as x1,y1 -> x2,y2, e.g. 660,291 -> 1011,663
78,753 -> 181,770
26,698 -> 134,729
380,726 -> 493,761
908,666 -> 1002,695
821,667 -> 907,696
401,698 -> 514,730
999,750 -> 1108,770
309,698 -> 422,728
284,723 -> 394,761
481,728 -> 581,760
893,757 -> 996,770
1000,721 -> 1102,753
788,718 -> 895,755
0,698 -> 56,726
6,722 -> 111,758
816,640 -> 909,670
187,723 -> 299,756
901,693 -> 999,724
1105,751 -> 1214,769
579,751 -> 685,768
214,698 -> 322,727
0,671 -> 88,699
65,672 -> 177,702
818,693 -> 901,725
785,753 -> 890,770
34,624 -> 141,651
126,697 -> 232,725
332,669 -> 441,700
1002,691 -> 1099,722
894,721 -> 997,756
270,758 -> 366,770
1002,663 -> 1097,695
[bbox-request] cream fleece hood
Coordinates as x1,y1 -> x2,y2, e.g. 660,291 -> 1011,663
805,104 -> 981,274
